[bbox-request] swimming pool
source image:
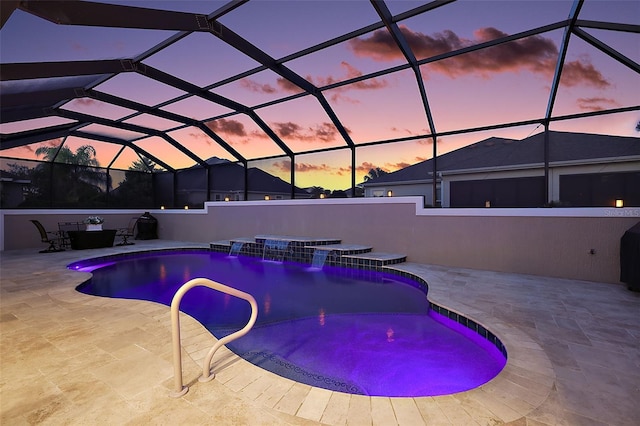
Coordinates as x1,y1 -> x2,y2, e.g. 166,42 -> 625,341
71,250 -> 506,397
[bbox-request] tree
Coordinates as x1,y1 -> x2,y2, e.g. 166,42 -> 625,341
19,143 -> 108,207
363,167 -> 388,182
128,157 -> 157,172
308,186 -> 330,198
110,156 -> 157,208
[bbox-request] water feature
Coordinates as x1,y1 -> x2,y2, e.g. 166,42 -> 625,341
311,249 -> 330,269
262,239 -> 290,262
229,241 -> 244,257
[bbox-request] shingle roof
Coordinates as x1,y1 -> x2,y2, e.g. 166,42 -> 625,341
363,131 -> 640,185
204,160 -> 307,195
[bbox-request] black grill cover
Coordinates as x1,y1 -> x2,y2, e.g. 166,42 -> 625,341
136,212 -> 158,240
620,221 -> 640,291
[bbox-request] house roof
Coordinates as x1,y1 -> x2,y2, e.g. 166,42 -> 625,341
204,159 -> 308,195
362,131 -> 640,185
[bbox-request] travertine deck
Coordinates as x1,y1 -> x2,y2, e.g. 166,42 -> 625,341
1,240 -> 638,425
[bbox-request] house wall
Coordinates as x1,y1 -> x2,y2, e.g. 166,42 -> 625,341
370,160 -> 640,207
3,198 -> 639,285
366,182 -> 434,204
0,181 -> 26,208
442,168 -> 541,207
548,161 -> 639,203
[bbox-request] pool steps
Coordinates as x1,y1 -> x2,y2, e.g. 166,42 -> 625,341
209,235 -> 407,269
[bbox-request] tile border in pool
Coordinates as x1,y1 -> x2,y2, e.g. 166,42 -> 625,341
11,240 -> 560,424
379,265 -> 508,359
68,247 -> 508,362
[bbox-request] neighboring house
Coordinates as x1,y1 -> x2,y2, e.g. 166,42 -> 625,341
0,170 -> 30,208
362,131 -> 640,207
174,158 -> 309,206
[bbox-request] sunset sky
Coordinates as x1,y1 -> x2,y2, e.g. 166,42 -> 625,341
1,0 -> 638,190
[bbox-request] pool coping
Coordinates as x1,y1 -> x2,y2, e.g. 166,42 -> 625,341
64,246 -> 555,424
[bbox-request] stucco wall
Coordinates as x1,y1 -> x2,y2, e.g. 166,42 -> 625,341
3,198 -> 638,284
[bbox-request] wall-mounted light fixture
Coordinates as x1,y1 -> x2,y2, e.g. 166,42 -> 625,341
485,201 -> 491,208
615,199 -> 624,208
387,190 -> 393,197
160,206 -> 165,210
184,205 -> 189,210
264,195 -> 270,201
224,196 -> 230,202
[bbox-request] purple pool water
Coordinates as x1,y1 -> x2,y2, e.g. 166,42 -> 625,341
72,250 -> 506,397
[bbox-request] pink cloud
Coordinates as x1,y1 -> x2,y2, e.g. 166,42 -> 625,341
271,160 -> 291,172
237,77 -> 303,95
389,161 -> 411,169
356,161 -> 390,173
576,97 -> 620,111
391,127 -> 433,138
357,159 -> 426,175
206,118 -> 247,136
205,118 -> 269,144
416,137 -> 443,146
74,98 -> 98,107
348,25 -> 610,88
187,131 -> 213,145
238,62 -> 388,105
239,79 -> 277,94
315,62 -> 389,90
277,78 -> 301,93
271,160 -> 332,173
561,58 -> 610,88
336,166 -> 351,176
296,162 -> 332,173
313,62 -> 389,104
271,121 -> 340,143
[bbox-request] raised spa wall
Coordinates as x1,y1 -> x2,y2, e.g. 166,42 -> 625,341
2,197 -> 638,284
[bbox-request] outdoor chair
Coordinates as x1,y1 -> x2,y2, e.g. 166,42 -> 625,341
30,220 -> 65,253
58,221 -> 82,249
116,217 -> 138,246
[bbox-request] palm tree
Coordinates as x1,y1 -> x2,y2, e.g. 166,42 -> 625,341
363,167 -> 388,182
23,143 -> 109,207
110,156 -> 157,208
128,156 -> 157,172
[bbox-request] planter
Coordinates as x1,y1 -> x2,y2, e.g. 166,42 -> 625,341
85,224 -> 103,231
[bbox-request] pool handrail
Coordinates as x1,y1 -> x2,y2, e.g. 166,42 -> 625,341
169,277 -> 258,398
